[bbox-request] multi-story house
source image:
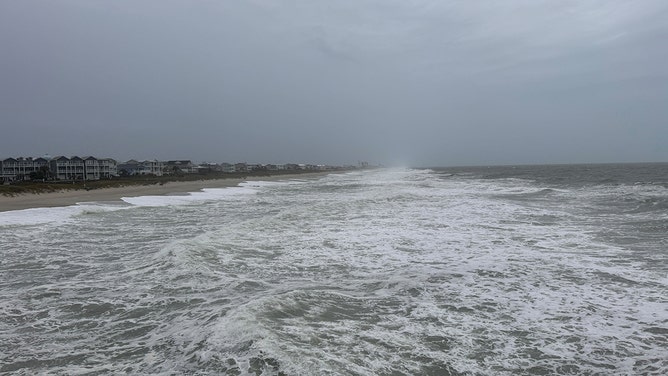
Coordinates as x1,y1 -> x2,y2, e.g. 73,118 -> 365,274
98,158 -> 118,178
84,156 -> 101,180
49,156 -> 117,181
50,156 -> 83,180
1,158 -> 20,182
138,160 -> 164,176
220,163 -> 235,173
234,163 -> 248,173
166,160 -> 196,174
119,159 -> 162,176
1,157 -> 51,182
117,160 -> 140,175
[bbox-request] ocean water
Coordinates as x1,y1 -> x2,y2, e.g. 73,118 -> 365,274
1,164 -> 666,375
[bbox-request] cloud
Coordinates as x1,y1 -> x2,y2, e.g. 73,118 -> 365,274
0,0 -> 666,165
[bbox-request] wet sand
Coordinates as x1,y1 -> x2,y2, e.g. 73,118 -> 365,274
0,172 -> 330,212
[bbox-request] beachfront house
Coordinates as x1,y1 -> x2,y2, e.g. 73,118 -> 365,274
118,159 -> 163,176
50,156 -> 117,181
247,164 -> 264,172
99,158 -> 118,178
84,156 -> 100,181
50,156 -> 81,181
164,160 -> 197,174
1,158 -> 21,182
139,160 -> 164,176
234,163 -> 248,173
85,157 -> 117,179
220,163 -> 235,173
0,156 -> 116,182
196,163 -> 223,173
1,158 -> 17,182
118,160 -> 140,176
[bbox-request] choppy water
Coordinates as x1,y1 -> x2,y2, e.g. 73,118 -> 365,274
1,164 -> 667,375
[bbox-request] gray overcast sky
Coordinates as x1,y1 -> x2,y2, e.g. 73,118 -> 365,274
1,0 -> 667,166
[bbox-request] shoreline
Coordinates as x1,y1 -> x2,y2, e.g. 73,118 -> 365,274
0,172 -> 331,213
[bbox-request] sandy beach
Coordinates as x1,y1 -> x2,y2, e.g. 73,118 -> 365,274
0,172 -> 330,212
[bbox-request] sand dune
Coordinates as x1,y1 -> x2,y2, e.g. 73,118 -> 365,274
0,172 -> 329,212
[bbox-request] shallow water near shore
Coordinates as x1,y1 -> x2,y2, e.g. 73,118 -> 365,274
1,165 -> 667,375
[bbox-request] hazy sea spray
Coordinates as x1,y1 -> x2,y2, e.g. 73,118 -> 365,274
1,165 -> 666,375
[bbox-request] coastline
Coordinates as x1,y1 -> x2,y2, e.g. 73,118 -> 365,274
0,172 -> 331,213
